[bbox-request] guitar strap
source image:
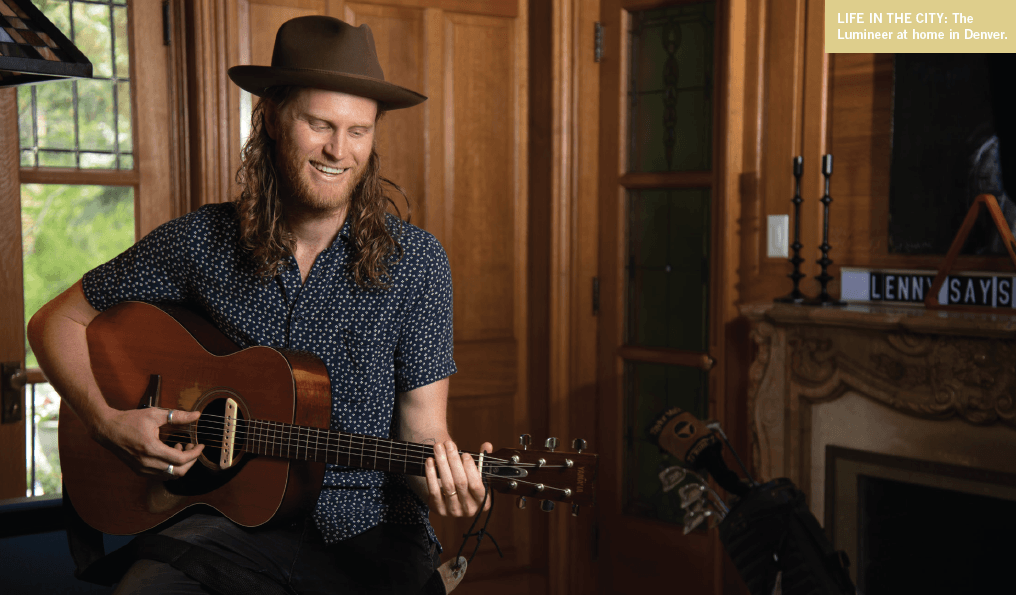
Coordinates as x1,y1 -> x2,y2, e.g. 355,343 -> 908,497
64,492 -> 293,594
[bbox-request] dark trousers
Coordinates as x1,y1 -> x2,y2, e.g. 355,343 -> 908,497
112,514 -> 440,595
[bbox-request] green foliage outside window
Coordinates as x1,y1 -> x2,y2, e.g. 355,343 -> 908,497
22,184 -> 134,368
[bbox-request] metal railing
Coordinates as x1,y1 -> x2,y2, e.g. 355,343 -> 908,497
24,368 -> 62,498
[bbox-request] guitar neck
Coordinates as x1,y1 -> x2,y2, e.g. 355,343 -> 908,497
243,418 -> 445,477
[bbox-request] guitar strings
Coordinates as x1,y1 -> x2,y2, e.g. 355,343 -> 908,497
152,409 -> 584,473
159,425 -> 573,471
155,407 -> 517,466
156,422 -> 515,467
158,425 -> 512,477
151,407 -> 516,465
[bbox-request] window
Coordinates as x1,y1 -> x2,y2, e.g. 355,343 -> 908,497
18,0 -> 135,498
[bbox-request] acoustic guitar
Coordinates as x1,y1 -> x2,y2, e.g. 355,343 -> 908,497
59,301 -> 597,535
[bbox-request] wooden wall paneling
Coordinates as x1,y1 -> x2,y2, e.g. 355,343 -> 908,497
736,0 -> 766,306
799,0 -> 830,290
744,0 -> 811,304
186,0 -> 242,209
423,6 -> 447,242
527,0 -> 552,537
827,53 -> 888,269
718,0 -> 747,325
547,1 -> 574,588
0,89 -> 25,499
346,0 -> 517,18
552,0 -> 600,592
133,0 -> 180,235
544,0 -> 602,592
167,0 -> 194,223
440,9 -> 533,588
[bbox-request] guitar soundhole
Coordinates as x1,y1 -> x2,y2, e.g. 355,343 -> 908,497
163,391 -> 250,497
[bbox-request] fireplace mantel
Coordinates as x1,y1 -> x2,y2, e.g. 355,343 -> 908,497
741,302 -> 1016,524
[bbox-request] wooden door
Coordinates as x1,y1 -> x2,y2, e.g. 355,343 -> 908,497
235,2 -> 535,592
596,1 -> 735,592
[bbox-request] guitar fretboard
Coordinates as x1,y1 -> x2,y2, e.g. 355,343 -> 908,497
241,418 -> 437,476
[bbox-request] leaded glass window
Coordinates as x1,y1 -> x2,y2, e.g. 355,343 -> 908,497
18,0 -> 132,169
627,2 -> 714,172
620,1 -> 716,527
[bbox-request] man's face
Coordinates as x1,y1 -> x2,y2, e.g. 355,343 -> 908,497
267,87 -> 378,213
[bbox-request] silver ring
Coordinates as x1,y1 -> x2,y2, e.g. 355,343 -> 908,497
167,410 -> 174,424
166,464 -> 174,476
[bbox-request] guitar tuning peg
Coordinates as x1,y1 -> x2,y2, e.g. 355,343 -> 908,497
516,496 -> 527,509
519,434 -> 531,450
540,500 -> 556,512
544,437 -> 559,451
572,438 -> 587,453
571,504 -> 580,516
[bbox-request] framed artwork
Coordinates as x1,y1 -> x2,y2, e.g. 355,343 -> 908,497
888,53 -> 1013,255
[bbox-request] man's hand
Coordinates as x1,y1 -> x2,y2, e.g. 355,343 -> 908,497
95,406 -> 205,478
28,281 -> 203,480
425,440 -> 494,517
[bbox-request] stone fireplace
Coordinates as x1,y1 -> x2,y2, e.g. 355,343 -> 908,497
742,303 -> 1016,587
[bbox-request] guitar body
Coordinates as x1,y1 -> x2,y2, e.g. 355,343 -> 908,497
60,301 -> 332,535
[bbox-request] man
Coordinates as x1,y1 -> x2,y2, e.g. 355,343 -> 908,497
28,16 -> 488,594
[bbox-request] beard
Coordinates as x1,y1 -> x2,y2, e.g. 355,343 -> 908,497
275,138 -> 368,214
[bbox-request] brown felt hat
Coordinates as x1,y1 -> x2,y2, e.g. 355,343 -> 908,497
227,16 -> 426,110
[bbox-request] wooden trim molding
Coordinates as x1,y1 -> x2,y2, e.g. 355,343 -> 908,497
619,170 -> 713,189
0,88 -> 26,499
18,168 -> 138,187
618,345 -> 716,371
185,0 -> 242,209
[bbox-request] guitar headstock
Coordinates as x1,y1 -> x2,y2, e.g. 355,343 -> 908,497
483,436 -> 597,515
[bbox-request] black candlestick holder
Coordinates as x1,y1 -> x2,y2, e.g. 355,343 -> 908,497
776,156 -> 808,303
806,154 -> 845,306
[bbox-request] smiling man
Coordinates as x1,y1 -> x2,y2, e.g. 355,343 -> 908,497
29,16 -> 485,595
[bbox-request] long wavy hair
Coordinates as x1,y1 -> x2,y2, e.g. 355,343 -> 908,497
233,85 -> 407,290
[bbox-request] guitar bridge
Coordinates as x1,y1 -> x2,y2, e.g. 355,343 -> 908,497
220,398 -> 238,469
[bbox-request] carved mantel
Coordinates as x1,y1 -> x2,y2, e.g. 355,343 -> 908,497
741,302 -> 1016,522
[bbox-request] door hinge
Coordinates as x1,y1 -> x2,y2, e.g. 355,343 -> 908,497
2,362 -> 26,424
163,1 -> 171,46
594,22 -> 603,62
592,277 -> 600,315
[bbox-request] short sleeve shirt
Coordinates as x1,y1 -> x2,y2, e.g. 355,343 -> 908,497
82,202 -> 456,547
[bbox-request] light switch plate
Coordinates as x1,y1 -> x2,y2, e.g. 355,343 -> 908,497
767,215 -> 789,258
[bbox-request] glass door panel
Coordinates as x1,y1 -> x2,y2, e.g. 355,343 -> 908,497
623,360 -> 708,524
620,0 -> 716,527
627,2 -> 714,172
625,187 -> 710,352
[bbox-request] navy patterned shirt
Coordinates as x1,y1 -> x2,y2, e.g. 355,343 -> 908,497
82,202 -> 456,547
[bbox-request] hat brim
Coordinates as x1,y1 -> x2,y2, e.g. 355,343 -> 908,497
228,65 -> 427,111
